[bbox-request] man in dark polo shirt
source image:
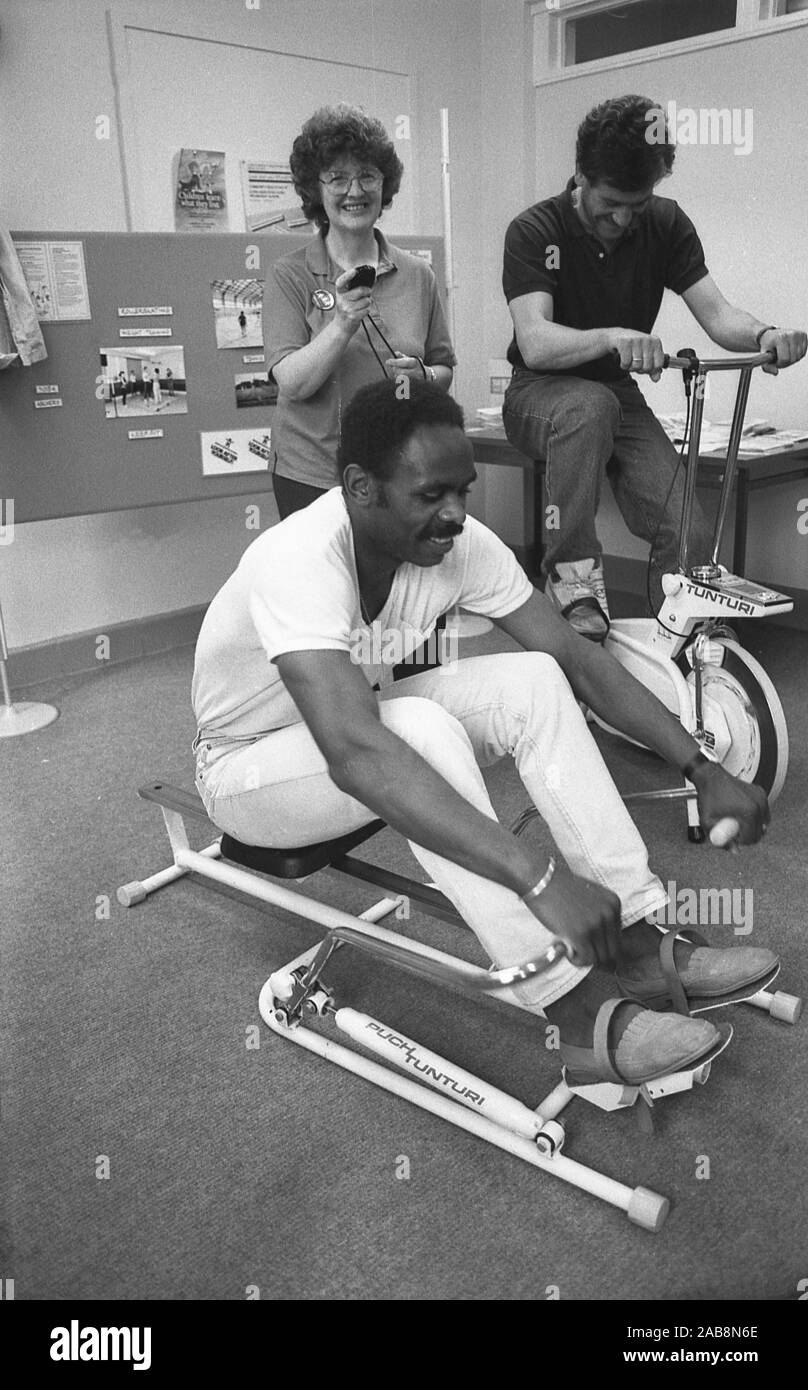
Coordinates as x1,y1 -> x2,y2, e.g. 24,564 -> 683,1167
502,94 -> 806,640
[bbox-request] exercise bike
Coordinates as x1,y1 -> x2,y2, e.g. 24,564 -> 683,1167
590,349 -> 792,840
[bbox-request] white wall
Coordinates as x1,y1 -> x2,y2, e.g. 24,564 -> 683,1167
1,0 -> 487,649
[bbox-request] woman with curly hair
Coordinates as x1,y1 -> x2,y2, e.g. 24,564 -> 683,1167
265,104 -> 456,517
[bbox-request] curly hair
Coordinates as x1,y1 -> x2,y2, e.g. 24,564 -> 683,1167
576,95 -> 675,191
338,379 -> 465,483
290,104 -> 404,231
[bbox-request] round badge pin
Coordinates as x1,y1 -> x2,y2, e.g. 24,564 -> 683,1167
312,289 -> 335,311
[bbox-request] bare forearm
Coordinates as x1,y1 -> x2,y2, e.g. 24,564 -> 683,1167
705,305 -> 769,353
518,320 -> 611,372
332,733 -> 538,895
273,319 -> 357,399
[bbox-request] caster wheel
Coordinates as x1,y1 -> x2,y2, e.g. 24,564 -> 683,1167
268,970 -> 295,1002
117,880 -> 146,907
535,1120 -> 565,1156
627,1186 -> 670,1232
770,991 -> 802,1025
688,826 -> 705,844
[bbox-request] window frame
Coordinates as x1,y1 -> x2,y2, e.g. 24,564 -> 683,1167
532,0 -> 808,87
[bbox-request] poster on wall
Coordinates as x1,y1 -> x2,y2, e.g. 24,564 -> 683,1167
175,149 -> 228,231
99,345 -> 188,419
14,240 -> 91,320
211,279 -> 264,349
240,161 -> 308,231
201,428 -> 272,475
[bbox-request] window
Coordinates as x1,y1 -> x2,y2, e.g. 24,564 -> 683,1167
533,0 -> 808,84
569,1 -> 737,66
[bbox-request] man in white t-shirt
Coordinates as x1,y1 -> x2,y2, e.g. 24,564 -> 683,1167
192,380 -> 777,1091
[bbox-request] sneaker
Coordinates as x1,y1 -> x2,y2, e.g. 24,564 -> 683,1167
546,559 -> 610,642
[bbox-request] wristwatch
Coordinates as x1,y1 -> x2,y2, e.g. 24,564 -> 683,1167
755,325 -> 778,349
682,750 -> 720,782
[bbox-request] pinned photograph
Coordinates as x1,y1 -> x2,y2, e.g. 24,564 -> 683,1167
100,345 -> 188,418
234,371 -> 278,409
201,428 -> 271,475
211,279 -> 264,349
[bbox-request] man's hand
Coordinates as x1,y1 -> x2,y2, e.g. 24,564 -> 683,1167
606,327 -> 666,380
524,861 -> 622,968
759,327 -> 808,375
692,762 -> 770,846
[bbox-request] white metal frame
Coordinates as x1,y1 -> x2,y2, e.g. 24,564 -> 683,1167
119,786 -> 800,1235
118,796 -> 672,1230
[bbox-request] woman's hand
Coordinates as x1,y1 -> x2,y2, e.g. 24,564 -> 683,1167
334,270 -> 374,334
384,354 -> 425,378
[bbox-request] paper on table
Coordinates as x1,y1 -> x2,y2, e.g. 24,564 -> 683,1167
656,414 -> 808,455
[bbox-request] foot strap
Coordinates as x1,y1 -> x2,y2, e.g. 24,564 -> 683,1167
659,929 -> 709,1017
591,996 -> 631,1082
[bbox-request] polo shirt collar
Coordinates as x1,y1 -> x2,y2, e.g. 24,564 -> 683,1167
562,176 -> 587,240
304,228 -> 398,281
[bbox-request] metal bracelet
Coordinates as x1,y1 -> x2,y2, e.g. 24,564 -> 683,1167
520,856 -> 556,904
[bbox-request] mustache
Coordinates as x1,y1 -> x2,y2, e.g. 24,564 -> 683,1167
422,523 -> 464,540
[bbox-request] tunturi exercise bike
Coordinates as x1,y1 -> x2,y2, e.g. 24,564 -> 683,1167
591,348 -> 792,840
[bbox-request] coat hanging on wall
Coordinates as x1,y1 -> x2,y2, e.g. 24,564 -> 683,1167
0,228 -> 47,370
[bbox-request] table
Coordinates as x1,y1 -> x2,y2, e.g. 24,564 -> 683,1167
467,427 -> 808,578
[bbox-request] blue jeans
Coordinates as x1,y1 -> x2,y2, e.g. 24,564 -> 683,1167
503,370 -> 713,608
196,652 -> 668,1012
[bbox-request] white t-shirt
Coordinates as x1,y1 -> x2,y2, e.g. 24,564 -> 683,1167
192,488 -> 533,743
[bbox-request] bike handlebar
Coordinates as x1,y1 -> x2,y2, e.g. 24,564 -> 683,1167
660,349 -> 776,372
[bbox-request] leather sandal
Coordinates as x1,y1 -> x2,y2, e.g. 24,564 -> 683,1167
617,929 -> 780,1016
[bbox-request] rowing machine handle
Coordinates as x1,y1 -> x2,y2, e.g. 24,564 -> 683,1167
709,817 -> 740,848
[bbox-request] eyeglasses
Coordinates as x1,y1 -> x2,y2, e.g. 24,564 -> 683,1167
319,172 -> 383,194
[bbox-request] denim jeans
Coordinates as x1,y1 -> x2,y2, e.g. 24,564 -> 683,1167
195,652 -> 668,1013
503,370 -> 713,609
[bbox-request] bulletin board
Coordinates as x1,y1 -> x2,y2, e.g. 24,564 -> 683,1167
0,231 -> 447,523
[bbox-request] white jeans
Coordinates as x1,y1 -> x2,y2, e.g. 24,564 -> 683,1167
195,652 -> 668,1011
